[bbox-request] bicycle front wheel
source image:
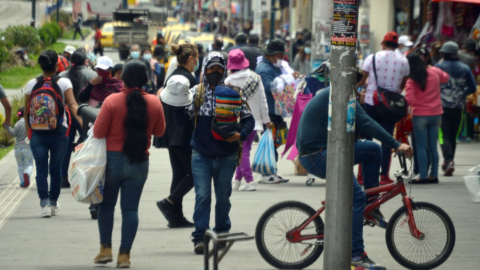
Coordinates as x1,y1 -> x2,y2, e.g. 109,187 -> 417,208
255,201 -> 324,269
386,201 -> 456,269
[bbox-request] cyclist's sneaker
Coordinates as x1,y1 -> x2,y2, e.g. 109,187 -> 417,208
365,209 -> 388,229
194,241 -> 205,255
444,161 -> 454,176
258,175 -> 282,184
379,176 -> 395,186
351,253 -> 387,270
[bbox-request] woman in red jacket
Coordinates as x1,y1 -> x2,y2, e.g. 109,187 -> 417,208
92,60 -> 166,268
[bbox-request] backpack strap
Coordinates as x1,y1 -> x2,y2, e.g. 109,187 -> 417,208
372,54 -> 378,85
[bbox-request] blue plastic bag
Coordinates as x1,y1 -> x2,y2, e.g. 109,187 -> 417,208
252,129 -> 277,176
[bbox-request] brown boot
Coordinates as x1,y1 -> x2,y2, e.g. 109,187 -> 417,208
94,243 -> 113,264
117,249 -> 130,268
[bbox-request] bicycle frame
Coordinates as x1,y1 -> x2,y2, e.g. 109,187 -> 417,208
287,179 -> 424,243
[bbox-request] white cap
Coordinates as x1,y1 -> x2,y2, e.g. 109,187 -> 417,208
95,56 -> 114,70
64,45 -> 76,55
399,35 -> 413,47
160,75 -> 194,107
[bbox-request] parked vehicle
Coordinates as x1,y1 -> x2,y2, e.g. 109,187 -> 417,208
100,22 -> 116,48
73,0 -> 123,23
113,9 -> 167,60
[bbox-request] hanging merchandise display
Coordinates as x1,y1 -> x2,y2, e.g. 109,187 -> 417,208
434,2 -> 457,39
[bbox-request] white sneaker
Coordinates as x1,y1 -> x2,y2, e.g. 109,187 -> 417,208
276,174 -> 290,183
41,206 -> 52,218
232,180 -> 241,190
258,175 -> 282,184
51,203 -> 60,216
239,182 -> 256,191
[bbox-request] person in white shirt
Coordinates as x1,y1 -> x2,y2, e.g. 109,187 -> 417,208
225,49 -> 273,191
25,50 -> 82,218
357,31 -> 410,185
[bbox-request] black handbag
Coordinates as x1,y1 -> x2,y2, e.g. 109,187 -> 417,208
372,54 -> 408,124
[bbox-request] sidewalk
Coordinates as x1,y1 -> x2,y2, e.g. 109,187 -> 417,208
0,142 -> 479,269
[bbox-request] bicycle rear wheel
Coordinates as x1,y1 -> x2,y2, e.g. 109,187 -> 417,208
386,201 -> 456,269
255,201 -> 324,269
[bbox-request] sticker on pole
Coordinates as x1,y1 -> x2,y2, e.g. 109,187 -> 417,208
347,93 -> 356,132
331,0 -> 358,47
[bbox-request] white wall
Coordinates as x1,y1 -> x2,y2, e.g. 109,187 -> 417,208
369,0 -> 395,52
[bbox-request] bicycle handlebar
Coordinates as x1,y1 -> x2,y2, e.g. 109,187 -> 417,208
397,152 -> 408,176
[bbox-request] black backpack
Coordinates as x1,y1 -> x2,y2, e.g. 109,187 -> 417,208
27,75 -> 66,133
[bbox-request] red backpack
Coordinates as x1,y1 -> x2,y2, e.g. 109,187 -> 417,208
27,75 -> 70,136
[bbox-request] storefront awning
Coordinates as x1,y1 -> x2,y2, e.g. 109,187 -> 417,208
432,0 -> 480,4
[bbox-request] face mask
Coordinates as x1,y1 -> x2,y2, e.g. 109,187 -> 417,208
131,51 -> 140,59
206,71 -> 223,87
193,58 -> 200,72
143,54 -> 152,60
97,69 -> 110,80
304,47 -> 311,54
273,59 -> 282,68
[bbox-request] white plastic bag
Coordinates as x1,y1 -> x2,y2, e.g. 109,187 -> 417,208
69,135 -> 107,204
464,165 -> 480,203
252,129 -> 277,176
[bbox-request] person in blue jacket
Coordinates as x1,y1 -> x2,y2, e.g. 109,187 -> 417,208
187,52 -> 255,254
296,87 -> 412,270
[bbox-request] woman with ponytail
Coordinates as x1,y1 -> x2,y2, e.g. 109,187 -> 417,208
59,51 -> 97,188
93,60 -> 165,268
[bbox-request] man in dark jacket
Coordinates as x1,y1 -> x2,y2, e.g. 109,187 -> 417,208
291,32 -> 304,58
297,87 -> 412,270
228,32 -> 247,52
436,41 -> 477,176
255,39 -> 296,183
187,52 -> 255,254
240,34 -> 263,71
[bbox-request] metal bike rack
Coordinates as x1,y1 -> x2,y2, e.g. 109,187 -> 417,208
203,230 -> 254,270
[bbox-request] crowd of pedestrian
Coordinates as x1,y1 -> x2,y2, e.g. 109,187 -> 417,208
0,26 -> 478,270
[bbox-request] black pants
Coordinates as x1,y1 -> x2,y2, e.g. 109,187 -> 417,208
73,27 -> 84,40
364,105 -> 396,177
267,114 -> 286,162
440,108 -> 462,163
94,46 -> 103,56
167,146 -> 194,205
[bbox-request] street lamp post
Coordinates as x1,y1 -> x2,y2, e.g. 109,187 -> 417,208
323,0 -> 359,269
56,0 -> 60,23
32,0 -> 36,25
270,0 -> 276,40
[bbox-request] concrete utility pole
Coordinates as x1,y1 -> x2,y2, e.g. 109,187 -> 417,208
270,0 -> 276,40
324,0 -> 359,269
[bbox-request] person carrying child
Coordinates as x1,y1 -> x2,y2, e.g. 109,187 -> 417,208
3,107 -> 34,188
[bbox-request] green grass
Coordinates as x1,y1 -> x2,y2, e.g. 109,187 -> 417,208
0,145 -> 14,161
0,42 -> 69,89
62,28 -> 91,40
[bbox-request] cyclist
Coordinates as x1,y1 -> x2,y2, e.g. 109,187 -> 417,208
296,85 -> 413,270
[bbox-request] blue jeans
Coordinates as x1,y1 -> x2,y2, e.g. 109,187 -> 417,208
191,150 -> 237,242
365,104 -> 395,178
98,152 -> 149,250
299,140 -> 382,257
61,115 -> 82,178
30,127 -> 68,207
412,115 -> 441,179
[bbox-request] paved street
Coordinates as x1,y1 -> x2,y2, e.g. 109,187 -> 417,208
0,140 -> 479,269
0,0 -> 46,30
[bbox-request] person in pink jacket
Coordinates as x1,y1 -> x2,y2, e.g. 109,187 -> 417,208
405,52 -> 449,184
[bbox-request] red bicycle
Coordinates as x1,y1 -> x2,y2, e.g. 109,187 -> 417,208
255,154 -> 456,269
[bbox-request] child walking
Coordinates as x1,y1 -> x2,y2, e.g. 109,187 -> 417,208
3,108 -> 34,187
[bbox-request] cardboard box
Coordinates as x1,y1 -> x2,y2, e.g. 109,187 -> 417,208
294,156 -> 308,176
